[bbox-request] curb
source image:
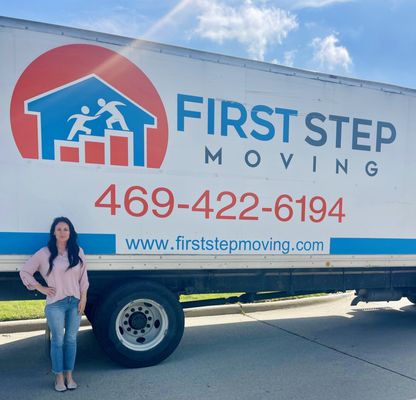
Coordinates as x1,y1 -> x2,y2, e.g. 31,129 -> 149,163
184,292 -> 352,317
0,316 -> 91,335
0,293 -> 352,334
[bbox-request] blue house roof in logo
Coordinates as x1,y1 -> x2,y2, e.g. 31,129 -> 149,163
25,74 -> 156,167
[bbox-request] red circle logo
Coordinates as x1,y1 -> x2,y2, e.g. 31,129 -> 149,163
10,44 -> 168,168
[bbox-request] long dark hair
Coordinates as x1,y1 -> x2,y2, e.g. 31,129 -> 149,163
47,217 -> 83,275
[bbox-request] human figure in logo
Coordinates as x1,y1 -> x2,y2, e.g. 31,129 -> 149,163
95,98 -> 129,131
67,106 -> 99,140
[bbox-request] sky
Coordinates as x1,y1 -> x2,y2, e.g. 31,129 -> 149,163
1,0 -> 416,89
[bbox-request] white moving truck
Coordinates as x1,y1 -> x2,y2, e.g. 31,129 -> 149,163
1,16 -> 416,367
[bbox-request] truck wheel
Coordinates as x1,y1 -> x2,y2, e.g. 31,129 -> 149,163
84,301 -> 96,324
92,281 -> 184,368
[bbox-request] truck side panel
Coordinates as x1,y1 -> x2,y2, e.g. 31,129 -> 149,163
1,17 -> 416,260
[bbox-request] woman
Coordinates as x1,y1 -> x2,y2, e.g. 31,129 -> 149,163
20,217 -> 89,392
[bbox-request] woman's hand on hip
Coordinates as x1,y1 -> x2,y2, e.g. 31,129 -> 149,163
34,284 -> 56,297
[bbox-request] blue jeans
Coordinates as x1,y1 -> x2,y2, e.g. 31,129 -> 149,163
45,296 -> 81,374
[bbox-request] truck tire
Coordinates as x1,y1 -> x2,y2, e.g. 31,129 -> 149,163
84,301 -> 96,324
407,295 -> 416,305
92,281 -> 184,368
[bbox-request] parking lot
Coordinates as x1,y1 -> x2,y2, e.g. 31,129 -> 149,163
2,294 -> 416,400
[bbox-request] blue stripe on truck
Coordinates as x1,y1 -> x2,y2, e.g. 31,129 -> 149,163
330,238 -> 416,254
0,232 -> 116,254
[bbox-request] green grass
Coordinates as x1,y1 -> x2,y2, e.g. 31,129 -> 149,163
181,293 -> 327,302
180,293 -> 244,302
0,293 -> 326,321
0,300 -> 46,321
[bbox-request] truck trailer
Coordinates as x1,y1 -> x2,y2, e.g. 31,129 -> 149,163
1,16 -> 416,368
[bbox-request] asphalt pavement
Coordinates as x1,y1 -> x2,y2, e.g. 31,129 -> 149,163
2,293 -> 416,400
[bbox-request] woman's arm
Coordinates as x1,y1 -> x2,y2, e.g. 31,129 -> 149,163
78,248 -> 89,315
19,249 -> 55,296
32,283 -> 56,296
78,291 -> 87,315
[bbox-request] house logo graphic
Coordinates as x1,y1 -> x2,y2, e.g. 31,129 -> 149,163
10,44 -> 168,168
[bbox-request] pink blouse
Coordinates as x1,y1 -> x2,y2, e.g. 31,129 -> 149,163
19,247 -> 89,305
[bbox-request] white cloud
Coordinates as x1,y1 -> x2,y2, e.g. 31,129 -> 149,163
283,50 -> 297,67
291,0 -> 353,9
194,0 -> 298,61
312,34 -> 352,72
269,51 -> 296,67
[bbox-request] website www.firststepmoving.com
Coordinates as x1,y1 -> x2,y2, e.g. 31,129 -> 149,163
123,235 -> 325,254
